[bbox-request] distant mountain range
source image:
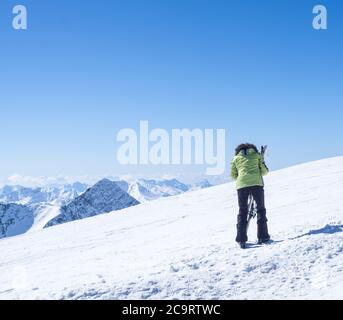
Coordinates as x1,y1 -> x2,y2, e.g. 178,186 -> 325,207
116,178 -> 212,203
0,177 -> 213,238
0,178 -> 212,207
0,182 -> 89,206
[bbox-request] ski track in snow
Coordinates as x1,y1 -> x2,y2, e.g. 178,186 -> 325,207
0,157 -> 343,300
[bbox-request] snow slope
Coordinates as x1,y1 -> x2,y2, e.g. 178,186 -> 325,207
0,157 -> 343,300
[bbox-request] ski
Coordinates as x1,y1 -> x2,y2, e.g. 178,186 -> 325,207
246,194 -> 257,232
257,239 -> 273,245
261,145 -> 268,156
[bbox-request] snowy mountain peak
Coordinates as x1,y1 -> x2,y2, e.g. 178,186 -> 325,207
44,179 -> 140,228
90,178 -> 120,190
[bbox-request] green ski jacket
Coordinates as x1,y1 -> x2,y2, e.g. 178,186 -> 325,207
231,148 -> 269,190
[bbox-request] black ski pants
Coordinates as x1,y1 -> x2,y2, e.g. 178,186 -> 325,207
236,186 -> 270,243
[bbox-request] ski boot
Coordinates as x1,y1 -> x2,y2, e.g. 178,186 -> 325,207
239,242 -> 247,249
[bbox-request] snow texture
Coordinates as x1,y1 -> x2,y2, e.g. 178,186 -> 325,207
0,157 -> 342,299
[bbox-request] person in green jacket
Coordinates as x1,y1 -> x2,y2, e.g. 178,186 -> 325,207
231,143 -> 270,248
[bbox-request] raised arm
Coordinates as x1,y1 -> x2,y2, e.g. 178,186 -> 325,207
259,155 -> 269,176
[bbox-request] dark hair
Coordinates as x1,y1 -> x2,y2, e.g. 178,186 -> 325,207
235,143 -> 258,155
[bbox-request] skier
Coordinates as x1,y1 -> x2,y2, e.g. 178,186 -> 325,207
231,143 -> 270,249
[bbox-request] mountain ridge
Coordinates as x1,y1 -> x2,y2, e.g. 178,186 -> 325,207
44,179 -> 140,228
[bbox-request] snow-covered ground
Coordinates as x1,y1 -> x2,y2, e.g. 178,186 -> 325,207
0,157 -> 342,300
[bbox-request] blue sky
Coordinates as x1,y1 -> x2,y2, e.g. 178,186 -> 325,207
0,0 -> 342,182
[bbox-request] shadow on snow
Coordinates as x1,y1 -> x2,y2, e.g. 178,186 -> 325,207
290,224 -> 343,240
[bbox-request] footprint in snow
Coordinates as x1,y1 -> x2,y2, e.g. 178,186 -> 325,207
170,265 -> 180,273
